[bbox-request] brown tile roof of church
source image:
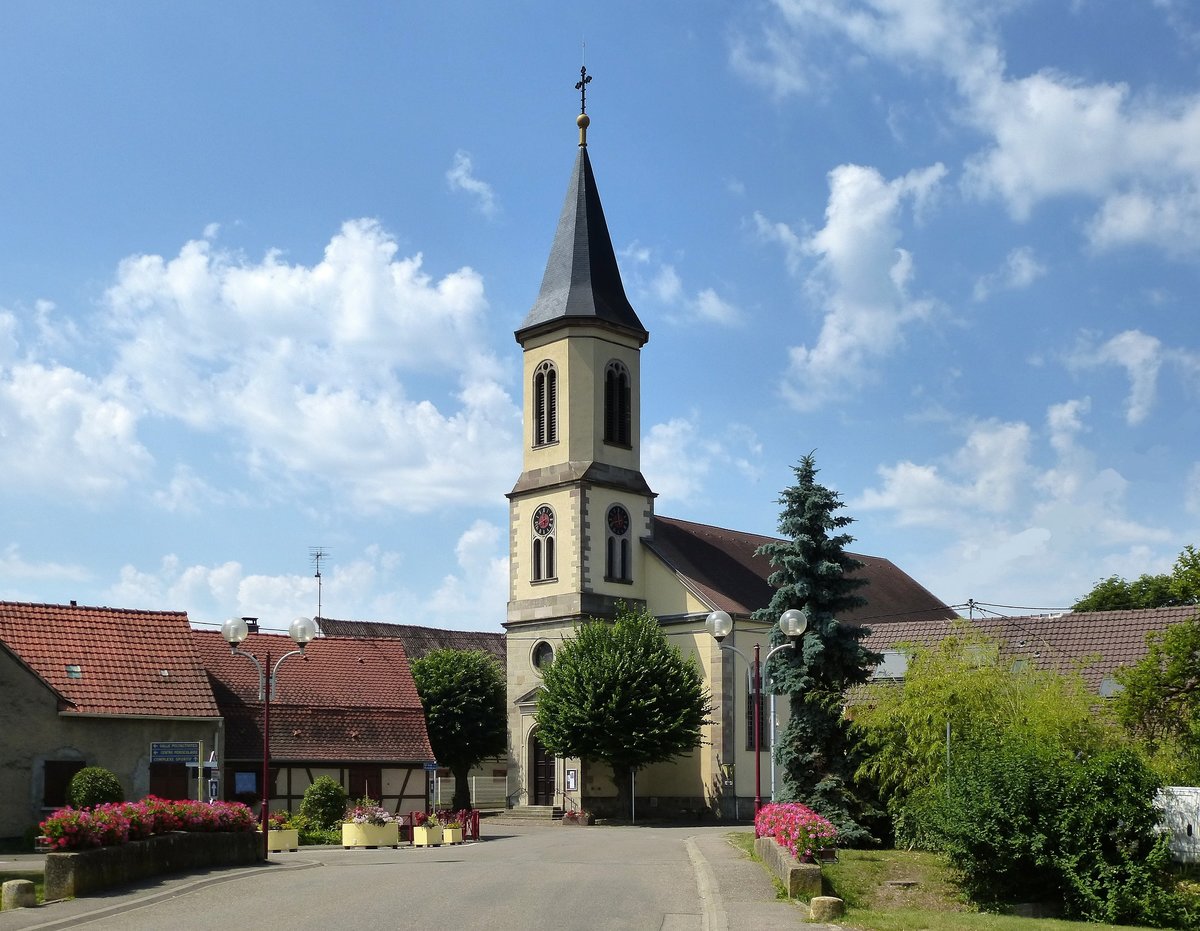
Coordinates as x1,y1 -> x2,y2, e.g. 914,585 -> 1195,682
647,515 -> 957,626
192,630 -> 433,762
862,605 -> 1200,692
0,601 -> 219,718
315,618 -> 506,666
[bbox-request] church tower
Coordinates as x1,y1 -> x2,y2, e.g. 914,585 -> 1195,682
506,73 -> 655,808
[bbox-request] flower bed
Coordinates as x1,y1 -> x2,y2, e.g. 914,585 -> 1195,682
40,798 -> 256,852
754,802 -> 838,861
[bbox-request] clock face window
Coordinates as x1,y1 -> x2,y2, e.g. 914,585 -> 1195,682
607,505 -> 630,536
532,504 -> 556,582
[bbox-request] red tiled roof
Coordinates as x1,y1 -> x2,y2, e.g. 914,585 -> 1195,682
862,605 -> 1200,692
647,515 -> 957,625
193,630 -> 433,763
316,618 -> 506,666
0,601 -> 220,718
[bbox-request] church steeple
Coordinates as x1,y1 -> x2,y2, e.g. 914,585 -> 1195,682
515,83 -> 648,347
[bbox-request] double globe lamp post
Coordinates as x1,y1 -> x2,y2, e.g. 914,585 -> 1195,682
221,615 -> 318,859
705,607 -> 808,814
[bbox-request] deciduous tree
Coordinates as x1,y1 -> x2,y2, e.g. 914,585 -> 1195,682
534,604 -> 712,819
411,648 -> 507,811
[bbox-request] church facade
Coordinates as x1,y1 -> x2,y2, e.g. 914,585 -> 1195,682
504,105 -> 956,819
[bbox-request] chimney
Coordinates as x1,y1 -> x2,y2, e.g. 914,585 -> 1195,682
242,616 -> 259,633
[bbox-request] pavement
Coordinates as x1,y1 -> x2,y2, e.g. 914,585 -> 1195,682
0,823 -> 846,930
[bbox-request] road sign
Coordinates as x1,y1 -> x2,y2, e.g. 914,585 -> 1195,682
423,761 -> 439,771
151,741 -> 201,764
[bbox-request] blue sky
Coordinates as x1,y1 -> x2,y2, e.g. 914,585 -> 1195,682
2,1 -> 1198,632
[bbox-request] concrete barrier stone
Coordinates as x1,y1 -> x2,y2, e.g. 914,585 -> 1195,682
2,879 -> 37,910
810,895 -> 845,921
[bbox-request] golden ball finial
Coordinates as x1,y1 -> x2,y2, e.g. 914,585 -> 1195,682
577,112 -> 590,146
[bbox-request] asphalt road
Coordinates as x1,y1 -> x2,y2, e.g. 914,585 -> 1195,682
1,822 -> 841,931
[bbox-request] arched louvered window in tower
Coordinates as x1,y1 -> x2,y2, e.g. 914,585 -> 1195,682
533,361 -> 558,447
603,360 -> 631,447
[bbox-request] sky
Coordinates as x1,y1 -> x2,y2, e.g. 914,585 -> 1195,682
2,1 -> 1198,633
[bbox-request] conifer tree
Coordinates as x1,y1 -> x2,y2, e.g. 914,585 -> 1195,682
754,453 -> 880,843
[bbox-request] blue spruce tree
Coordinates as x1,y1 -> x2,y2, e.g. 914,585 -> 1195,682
754,453 -> 880,843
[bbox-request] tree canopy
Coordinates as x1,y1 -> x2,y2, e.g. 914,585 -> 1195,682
1073,544 -> 1200,611
753,453 -> 879,843
411,648 -> 507,811
534,604 -> 712,818
1114,615 -> 1200,784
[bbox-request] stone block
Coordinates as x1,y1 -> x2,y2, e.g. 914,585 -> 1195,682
2,879 -> 36,910
809,896 -> 845,921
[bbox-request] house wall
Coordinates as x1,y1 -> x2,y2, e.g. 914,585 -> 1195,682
222,761 -> 430,819
1,648 -> 221,837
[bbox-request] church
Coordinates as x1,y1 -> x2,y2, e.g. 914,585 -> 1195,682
503,87 -> 956,819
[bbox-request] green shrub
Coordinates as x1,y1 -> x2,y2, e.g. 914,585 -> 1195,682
299,776 -> 346,830
66,767 -> 124,809
927,736 -> 1190,927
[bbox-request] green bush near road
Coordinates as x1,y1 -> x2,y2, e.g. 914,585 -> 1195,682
299,776 -> 346,830
66,767 -> 124,809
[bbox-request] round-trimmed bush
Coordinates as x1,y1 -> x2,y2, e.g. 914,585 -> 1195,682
299,776 -> 347,830
67,766 -> 124,808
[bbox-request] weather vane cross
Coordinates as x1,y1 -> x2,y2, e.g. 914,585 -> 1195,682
575,65 -> 592,114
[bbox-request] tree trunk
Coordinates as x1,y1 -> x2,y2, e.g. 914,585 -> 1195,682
451,764 -> 472,812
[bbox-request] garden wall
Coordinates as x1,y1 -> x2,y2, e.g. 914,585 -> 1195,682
44,831 -> 258,900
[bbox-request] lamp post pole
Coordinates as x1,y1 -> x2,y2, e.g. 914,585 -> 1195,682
222,616 -> 317,861
706,608 -> 808,818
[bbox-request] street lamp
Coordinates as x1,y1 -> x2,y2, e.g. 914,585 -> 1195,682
221,615 -> 317,859
705,608 -> 807,815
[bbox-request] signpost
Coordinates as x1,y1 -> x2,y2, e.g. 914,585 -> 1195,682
150,741 -> 201,764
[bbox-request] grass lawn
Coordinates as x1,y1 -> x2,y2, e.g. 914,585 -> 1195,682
727,835 -> 1162,931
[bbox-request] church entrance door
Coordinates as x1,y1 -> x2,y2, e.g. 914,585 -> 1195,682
531,733 -> 555,806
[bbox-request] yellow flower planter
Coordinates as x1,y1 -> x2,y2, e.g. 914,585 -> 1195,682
341,822 -> 400,849
266,828 -> 299,852
412,824 -> 443,847
443,825 -> 464,845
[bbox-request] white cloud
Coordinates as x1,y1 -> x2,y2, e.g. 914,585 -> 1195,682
737,0 -> 1200,254
643,416 -> 764,504
973,246 -> 1046,301
0,362 -> 152,497
855,400 -> 1176,606
632,254 -> 741,326
446,150 -> 499,218
1069,329 -> 1180,426
102,220 -> 519,512
761,162 -> 946,409
425,520 -> 509,627
0,544 -> 91,583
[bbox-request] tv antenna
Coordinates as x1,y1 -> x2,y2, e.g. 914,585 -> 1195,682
309,547 -> 329,619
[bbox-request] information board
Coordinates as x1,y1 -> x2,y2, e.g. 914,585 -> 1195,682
150,741 -> 201,764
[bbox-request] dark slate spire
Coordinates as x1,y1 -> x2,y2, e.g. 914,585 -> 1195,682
515,123 -> 649,346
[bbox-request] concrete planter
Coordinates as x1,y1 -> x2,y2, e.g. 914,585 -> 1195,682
44,831 -> 258,901
266,828 -> 299,852
754,836 -> 823,899
413,825 -> 443,847
341,822 -> 400,848
442,825 -> 463,844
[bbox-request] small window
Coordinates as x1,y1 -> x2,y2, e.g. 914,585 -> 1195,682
532,640 -> 554,672
533,361 -> 558,447
43,760 -> 85,807
65,664 -> 82,679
